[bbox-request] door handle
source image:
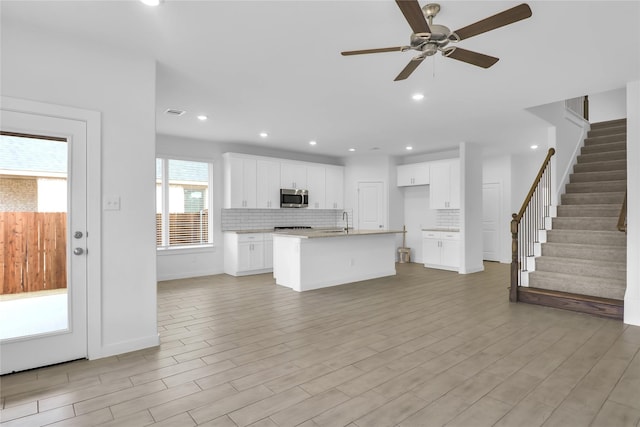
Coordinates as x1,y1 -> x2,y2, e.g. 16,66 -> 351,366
73,248 -> 85,255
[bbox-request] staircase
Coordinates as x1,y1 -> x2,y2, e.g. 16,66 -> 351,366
522,118 -> 627,318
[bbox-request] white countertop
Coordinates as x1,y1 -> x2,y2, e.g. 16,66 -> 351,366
422,228 -> 460,232
273,229 -> 404,239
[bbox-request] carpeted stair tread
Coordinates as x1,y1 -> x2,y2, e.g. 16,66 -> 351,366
545,229 -> 626,246
584,134 -> 627,146
581,141 -> 626,154
569,170 -> 627,183
573,159 -> 626,173
557,204 -> 622,217
528,271 -> 626,300
577,150 -> 626,163
552,216 -> 620,231
565,180 -> 626,193
541,242 -> 626,262
587,125 -> 627,138
589,118 -> 626,129
534,256 -> 626,281
561,191 -> 625,205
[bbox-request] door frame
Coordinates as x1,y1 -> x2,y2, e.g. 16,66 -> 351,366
1,96 -> 102,360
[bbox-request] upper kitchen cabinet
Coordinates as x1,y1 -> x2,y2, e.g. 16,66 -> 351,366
223,153 -> 257,209
397,162 -> 429,186
325,166 -> 344,210
256,159 -> 281,209
281,162 -> 307,189
306,165 -> 326,209
429,159 -> 460,209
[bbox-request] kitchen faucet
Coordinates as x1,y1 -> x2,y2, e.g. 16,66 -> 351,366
342,211 -> 349,234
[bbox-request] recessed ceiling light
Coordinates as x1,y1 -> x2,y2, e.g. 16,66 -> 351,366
140,0 -> 161,6
406,146 -> 413,150
309,141 -> 317,146
412,93 -> 425,101
197,115 -> 208,121
348,148 -> 356,152
260,132 -> 268,138
530,144 -> 539,150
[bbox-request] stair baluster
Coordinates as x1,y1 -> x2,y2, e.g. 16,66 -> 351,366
510,148 -> 555,302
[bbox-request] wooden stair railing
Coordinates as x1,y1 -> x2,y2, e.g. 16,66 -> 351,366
618,191 -> 627,233
510,148 -> 556,302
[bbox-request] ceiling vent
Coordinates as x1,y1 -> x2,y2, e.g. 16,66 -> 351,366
165,108 -> 186,116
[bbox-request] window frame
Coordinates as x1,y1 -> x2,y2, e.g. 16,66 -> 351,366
156,156 -> 214,251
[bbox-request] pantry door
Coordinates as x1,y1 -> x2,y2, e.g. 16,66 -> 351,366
0,108 -> 88,374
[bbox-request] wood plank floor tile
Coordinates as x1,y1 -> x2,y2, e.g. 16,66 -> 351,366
1,262 -> 639,427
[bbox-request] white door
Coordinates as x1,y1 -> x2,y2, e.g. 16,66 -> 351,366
0,110 -> 87,374
482,183 -> 501,261
357,181 -> 385,230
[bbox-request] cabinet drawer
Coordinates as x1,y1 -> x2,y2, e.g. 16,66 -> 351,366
441,233 -> 460,240
238,233 -> 265,243
423,231 -> 441,239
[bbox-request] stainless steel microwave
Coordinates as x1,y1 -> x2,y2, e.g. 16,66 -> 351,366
280,188 -> 308,208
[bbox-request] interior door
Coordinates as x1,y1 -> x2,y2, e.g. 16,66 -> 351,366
357,181 -> 385,230
0,110 -> 88,374
482,183 -> 501,261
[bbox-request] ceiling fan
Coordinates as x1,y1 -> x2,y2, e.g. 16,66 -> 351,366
341,1 -> 532,81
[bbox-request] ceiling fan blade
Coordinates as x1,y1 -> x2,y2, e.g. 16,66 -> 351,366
341,47 -> 406,56
395,0 -> 431,35
443,47 -> 499,68
453,3 -> 532,41
394,57 -> 425,81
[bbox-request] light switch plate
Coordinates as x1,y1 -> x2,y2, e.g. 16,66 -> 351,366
103,195 -> 120,211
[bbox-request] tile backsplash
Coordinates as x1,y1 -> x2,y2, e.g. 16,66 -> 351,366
221,209 -> 342,231
435,209 -> 460,229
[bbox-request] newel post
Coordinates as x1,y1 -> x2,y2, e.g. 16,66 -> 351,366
510,213 -> 519,302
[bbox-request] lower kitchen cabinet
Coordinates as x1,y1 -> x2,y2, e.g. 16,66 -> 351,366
422,230 -> 460,271
224,232 -> 273,276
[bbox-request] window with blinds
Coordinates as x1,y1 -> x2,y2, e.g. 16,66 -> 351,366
156,158 -> 213,248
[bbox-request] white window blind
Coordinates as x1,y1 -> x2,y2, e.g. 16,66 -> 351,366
156,158 -> 213,248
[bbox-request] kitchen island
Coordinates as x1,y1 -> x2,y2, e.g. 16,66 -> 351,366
273,229 -> 403,292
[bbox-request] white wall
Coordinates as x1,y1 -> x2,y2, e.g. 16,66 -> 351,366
625,80 -> 640,326
402,186 -> 436,263
460,143 -> 484,274
589,88 -> 627,123
482,155 -> 512,263
2,22 -> 159,357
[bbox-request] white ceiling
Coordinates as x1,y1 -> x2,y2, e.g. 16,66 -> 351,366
2,1 -> 639,158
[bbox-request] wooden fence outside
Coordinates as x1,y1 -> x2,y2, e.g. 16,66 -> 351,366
0,212 -> 67,295
156,211 -> 209,246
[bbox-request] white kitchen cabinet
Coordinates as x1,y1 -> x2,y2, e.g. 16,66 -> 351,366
325,165 -> 344,209
256,159 -> 280,209
422,231 -> 460,271
429,159 -> 460,209
224,232 -> 273,276
281,162 -> 307,189
306,165 -> 326,209
397,162 -> 429,186
223,154 -> 257,209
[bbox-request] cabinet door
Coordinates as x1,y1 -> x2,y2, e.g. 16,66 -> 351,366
248,241 -> 265,270
397,164 -> 414,186
429,162 -> 450,209
441,239 -> 460,268
423,238 -> 441,266
256,159 -> 280,209
325,166 -> 344,209
225,155 -> 256,208
306,165 -> 326,209
237,242 -> 252,271
413,163 -> 430,185
281,162 -> 307,189
448,159 -> 460,209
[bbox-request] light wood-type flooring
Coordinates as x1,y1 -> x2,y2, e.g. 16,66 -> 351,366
2,262 -> 640,426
